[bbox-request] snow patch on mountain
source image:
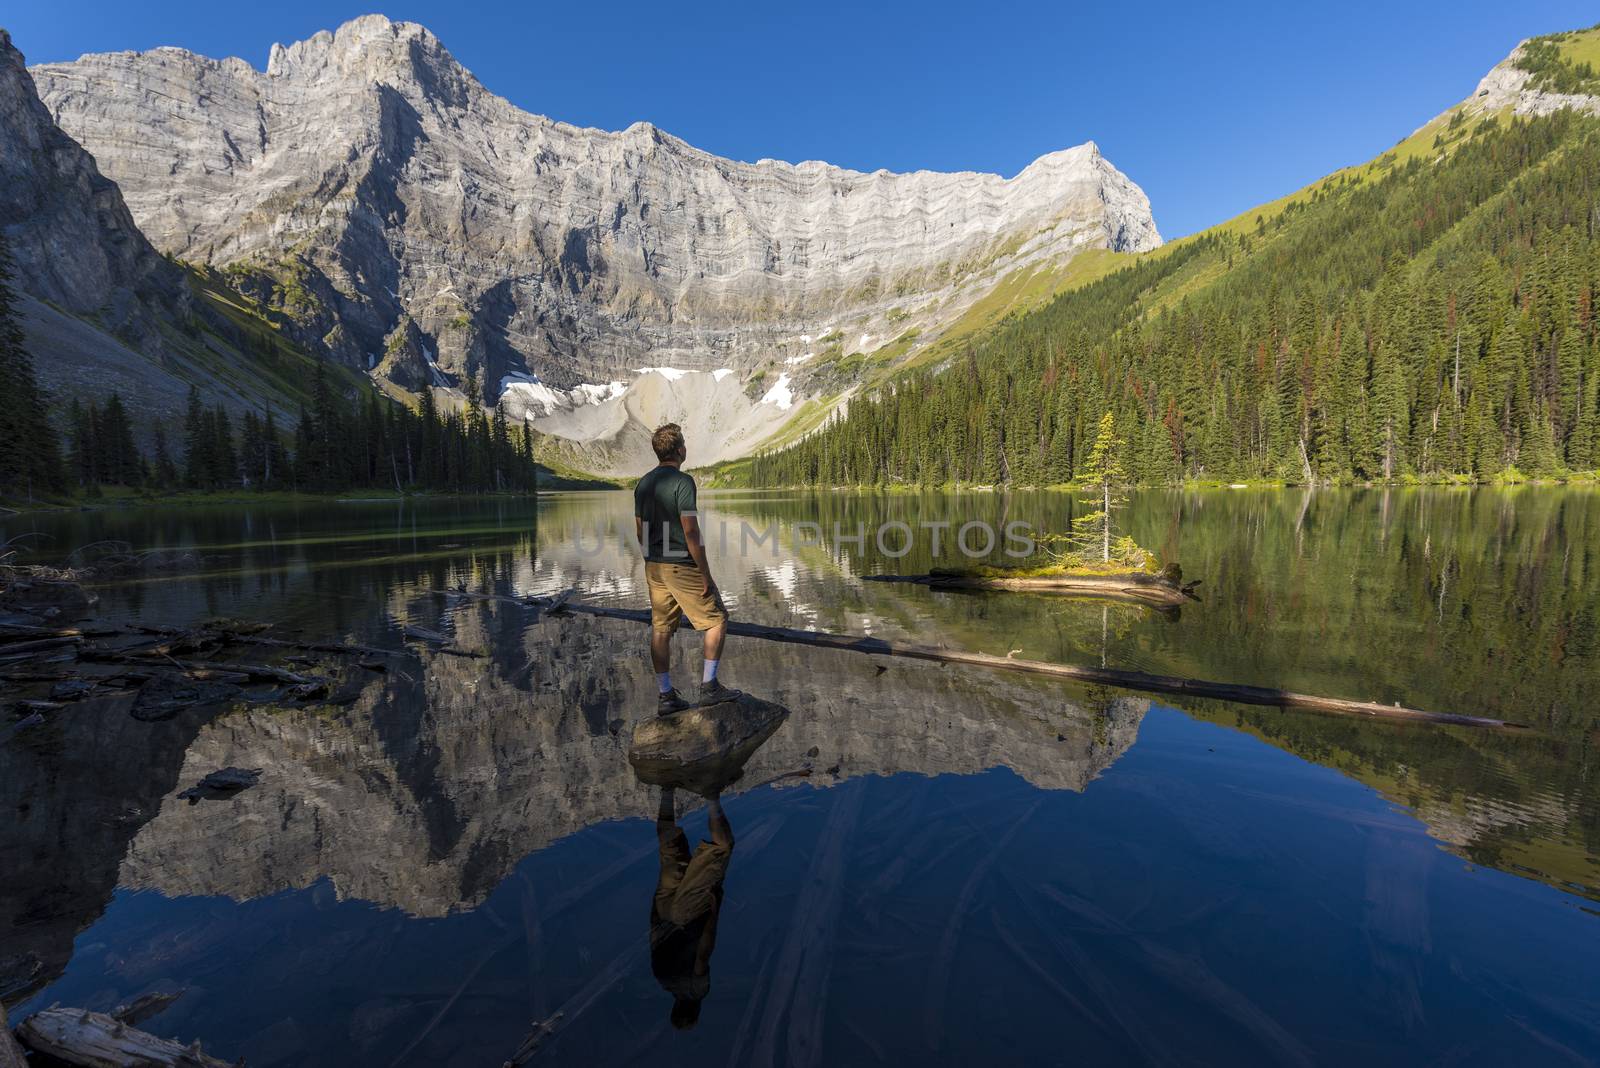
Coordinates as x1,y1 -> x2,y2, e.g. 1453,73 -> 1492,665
760,373 -> 796,411
500,373 -> 627,417
507,367 -> 803,476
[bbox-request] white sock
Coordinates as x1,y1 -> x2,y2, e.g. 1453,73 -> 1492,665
703,659 -> 719,684
657,672 -> 673,694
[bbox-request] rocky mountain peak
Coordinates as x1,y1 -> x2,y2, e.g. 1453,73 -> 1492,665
265,14 -> 454,83
0,27 -> 185,339
29,16 -> 1162,472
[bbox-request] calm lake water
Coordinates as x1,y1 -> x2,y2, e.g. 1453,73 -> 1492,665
3,488 -> 1598,1065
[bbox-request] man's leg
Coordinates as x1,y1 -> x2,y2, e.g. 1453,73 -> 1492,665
701,622 -> 726,668
697,622 -> 741,705
647,565 -> 689,714
668,568 -> 738,706
652,626 -> 689,715
652,628 -> 673,675
656,785 -> 679,838
706,791 -> 734,849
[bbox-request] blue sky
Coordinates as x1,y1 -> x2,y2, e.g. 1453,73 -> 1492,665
8,1 -> 1598,237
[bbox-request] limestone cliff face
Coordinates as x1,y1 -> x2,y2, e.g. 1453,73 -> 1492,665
1464,41 -> 1600,120
115,612 -> 1147,916
31,15 -> 1161,432
0,30 -> 187,344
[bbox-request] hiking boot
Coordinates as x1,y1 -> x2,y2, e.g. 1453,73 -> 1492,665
697,679 -> 744,707
657,689 -> 690,716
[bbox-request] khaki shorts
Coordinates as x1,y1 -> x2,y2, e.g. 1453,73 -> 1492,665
645,562 -> 729,633
654,830 -> 733,927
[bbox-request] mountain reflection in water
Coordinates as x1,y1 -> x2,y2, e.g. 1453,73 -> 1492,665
1,490 -> 1598,1064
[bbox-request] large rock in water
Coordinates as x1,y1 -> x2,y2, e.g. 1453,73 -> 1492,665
628,695 -> 790,794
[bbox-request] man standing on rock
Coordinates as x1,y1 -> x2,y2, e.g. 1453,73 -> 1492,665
635,423 -> 741,714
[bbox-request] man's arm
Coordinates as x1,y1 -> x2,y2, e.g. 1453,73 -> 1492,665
681,514 -> 716,597
706,794 -> 734,850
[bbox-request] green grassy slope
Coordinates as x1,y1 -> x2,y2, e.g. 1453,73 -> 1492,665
736,25 -> 1600,488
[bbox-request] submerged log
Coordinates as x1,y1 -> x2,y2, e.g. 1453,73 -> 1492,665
79,650 -> 323,687
0,635 -> 83,659
178,766 -> 262,804
536,595 -> 1524,731
403,624 -> 484,658
0,624 -> 112,643
0,577 -> 96,616
132,623 -> 398,659
112,990 -> 183,1028
15,1007 -> 232,1067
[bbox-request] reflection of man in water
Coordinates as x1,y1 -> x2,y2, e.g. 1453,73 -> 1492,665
650,785 -> 734,1030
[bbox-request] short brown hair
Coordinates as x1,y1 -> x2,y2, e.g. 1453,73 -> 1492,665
651,423 -> 685,462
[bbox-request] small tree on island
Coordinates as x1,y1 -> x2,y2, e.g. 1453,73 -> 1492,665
1035,410 -> 1149,571
1075,411 -> 1128,564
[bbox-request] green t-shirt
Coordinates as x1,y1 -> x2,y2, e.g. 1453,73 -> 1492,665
635,465 -> 699,563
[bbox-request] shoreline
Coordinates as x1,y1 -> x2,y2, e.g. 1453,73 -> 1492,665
0,488 -> 540,518
703,473 -> 1600,494
5,474 -> 1598,516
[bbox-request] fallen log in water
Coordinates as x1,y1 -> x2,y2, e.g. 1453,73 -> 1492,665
15,1007 -> 233,1067
0,624 -> 117,643
866,569 -> 1194,607
111,990 -> 184,1028
130,624 -> 399,659
531,594 -> 1524,731
0,635 -> 82,659
166,659 -> 326,686
77,649 -> 326,687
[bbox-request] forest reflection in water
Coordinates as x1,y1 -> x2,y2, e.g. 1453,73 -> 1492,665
1,487 -> 1597,1064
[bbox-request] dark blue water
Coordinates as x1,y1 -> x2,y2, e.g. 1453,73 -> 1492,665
4,491 -> 1599,1065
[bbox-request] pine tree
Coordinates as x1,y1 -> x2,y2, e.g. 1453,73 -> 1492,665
309,363 -> 342,489
419,384 -> 442,486
732,114 -> 1600,490
151,423 -> 179,488
262,408 -> 284,489
67,400 -> 95,487
183,386 -> 208,487
1069,412 -> 1129,564
292,404 -> 315,490
491,402 -> 510,492
0,235 -> 65,499
240,411 -> 265,488
99,394 -> 140,486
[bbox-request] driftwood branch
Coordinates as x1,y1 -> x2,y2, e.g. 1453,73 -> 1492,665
15,1007 -> 233,1068
78,649 -> 325,686
0,624 -> 117,642
0,635 -> 82,659
112,991 -> 183,1028
130,623 -> 399,659
402,624 -> 485,658
533,594 -> 1523,731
